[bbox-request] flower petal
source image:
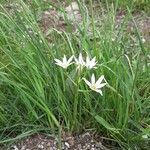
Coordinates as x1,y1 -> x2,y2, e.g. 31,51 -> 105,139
79,53 -> 83,62
54,59 -> 62,64
85,56 -> 97,69
95,89 -> 103,95
55,63 -> 64,68
86,55 -> 90,63
63,55 -> 67,63
83,78 -> 91,87
91,57 -> 96,63
95,75 -> 104,86
99,90 -> 103,95
74,56 -> 78,63
68,55 -> 74,64
96,83 -> 107,89
91,74 -> 95,84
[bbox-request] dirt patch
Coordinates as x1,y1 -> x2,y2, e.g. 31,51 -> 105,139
38,2 -> 150,46
115,9 -> 150,41
2,132 -> 120,150
3,1 -> 150,41
38,2 -> 82,34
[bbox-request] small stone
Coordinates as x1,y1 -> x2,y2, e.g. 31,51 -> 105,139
37,144 -> 44,149
65,2 -> 79,12
10,145 -> 19,150
64,142 -> 70,148
44,11 -> 50,15
82,132 -> 90,138
47,142 -> 51,147
51,146 -> 56,150
21,145 -> 26,150
53,141 -> 57,146
91,144 -> 95,148
91,139 -> 94,143
87,144 -> 91,149
83,145 -> 86,149
78,144 -> 82,149
95,142 -> 102,148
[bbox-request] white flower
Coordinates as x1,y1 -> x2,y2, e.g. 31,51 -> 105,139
85,56 -> 97,69
74,53 -> 85,70
83,74 -> 107,95
54,55 -> 74,69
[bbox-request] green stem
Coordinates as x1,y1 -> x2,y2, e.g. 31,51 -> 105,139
72,71 -> 80,131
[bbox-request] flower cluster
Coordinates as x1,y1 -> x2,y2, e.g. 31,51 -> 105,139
54,53 -> 97,70
54,53 -> 107,95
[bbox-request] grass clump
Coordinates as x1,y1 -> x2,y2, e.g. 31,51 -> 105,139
0,0 -> 149,149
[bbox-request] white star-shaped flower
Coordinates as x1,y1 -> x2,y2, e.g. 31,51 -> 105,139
74,53 -> 85,70
54,55 -> 74,69
85,56 -> 97,69
83,74 -> 107,95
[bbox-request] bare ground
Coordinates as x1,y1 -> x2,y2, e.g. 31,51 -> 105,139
2,132 -> 119,150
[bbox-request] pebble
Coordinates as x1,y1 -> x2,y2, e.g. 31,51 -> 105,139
41,141 -> 45,145
47,142 -> 51,147
91,144 -> 95,148
96,142 -> 102,148
78,144 -> 82,149
44,11 -> 50,15
85,143 -> 90,149
10,145 -> 19,150
20,145 -> 26,150
64,142 -> 70,148
37,144 -> 44,149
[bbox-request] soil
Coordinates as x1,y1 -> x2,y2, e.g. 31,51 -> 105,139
39,3 -> 149,34
2,132 -> 119,150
